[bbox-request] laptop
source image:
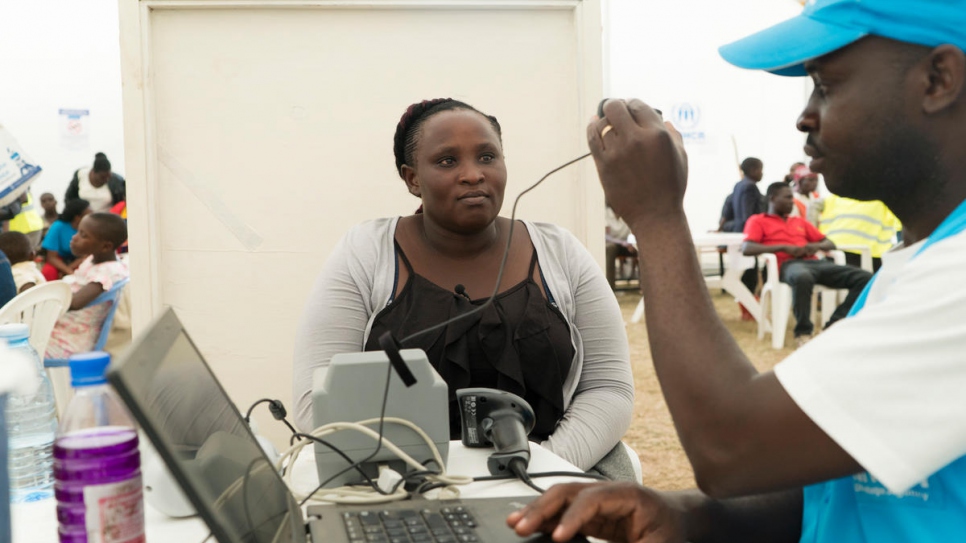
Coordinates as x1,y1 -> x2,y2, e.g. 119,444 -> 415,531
107,307 -> 585,543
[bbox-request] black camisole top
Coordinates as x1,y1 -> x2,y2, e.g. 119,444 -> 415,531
364,240 -> 575,441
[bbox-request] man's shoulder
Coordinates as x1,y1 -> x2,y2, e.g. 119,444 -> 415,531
744,213 -> 772,227
733,178 -> 761,194
785,215 -> 812,228
908,228 -> 966,269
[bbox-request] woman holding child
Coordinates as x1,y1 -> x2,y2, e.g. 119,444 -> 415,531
293,99 -> 635,477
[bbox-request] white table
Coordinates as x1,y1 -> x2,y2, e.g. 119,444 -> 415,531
629,232 -> 760,324
13,441 -> 586,542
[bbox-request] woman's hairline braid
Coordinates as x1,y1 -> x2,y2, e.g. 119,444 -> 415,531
393,99 -> 503,182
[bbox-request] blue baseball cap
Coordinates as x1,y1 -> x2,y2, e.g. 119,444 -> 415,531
719,0 -> 966,76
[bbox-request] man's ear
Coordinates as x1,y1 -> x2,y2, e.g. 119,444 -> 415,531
923,45 -> 966,115
401,165 -> 421,197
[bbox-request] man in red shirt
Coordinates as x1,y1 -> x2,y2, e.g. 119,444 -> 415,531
743,182 -> 871,344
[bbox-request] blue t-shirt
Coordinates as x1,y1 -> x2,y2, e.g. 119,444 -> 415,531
801,459 -> 966,542
800,198 -> 966,542
0,251 -> 16,307
41,221 -> 77,263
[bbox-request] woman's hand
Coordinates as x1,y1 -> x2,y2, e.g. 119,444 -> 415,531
507,482 -> 687,543
46,252 -> 73,276
587,99 -> 689,231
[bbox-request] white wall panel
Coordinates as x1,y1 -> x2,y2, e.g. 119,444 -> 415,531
120,0 -> 603,446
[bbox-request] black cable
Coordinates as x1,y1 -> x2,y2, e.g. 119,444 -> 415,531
281,418 -> 299,438
416,480 -> 448,494
508,457 -> 545,494
288,432 -> 387,494
298,360 -> 394,505
472,470 -> 609,482
391,469 -> 442,494
397,152 -> 592,348
246,398 -> 303,444
244,398 -> 277,421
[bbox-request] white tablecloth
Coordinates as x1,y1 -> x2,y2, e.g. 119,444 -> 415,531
13,441 -> 584,542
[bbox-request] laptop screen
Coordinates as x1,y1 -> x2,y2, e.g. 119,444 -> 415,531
108,308 -> 305,543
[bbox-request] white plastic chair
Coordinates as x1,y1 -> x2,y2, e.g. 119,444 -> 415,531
0,281 -> 73,416
41,277 -> 130,415
758,248 -> 872,349
0,281 -> 72,361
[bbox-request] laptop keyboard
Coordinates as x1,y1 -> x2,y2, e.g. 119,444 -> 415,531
341,506 -> 481,543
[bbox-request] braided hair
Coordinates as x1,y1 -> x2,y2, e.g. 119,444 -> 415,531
392,98 -> 502,181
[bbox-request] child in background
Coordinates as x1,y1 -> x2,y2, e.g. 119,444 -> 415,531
41,199 -> 91,281
45,213 -> 129,360
0,231 -> 46,293
40,192 -> 59,236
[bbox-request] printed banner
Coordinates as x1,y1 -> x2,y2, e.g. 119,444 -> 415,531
0,125 -> 43,207
59,108 -> 91,151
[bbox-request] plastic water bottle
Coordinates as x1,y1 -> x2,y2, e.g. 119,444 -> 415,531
53,352 -> 144,543
0,323 -> 58,503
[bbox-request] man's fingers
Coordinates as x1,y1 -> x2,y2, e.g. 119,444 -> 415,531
552,486 -> 630,542
664,121 -> 684,146
587,119 -> 605,155
601,99 -> 637,133
510,484 -> 588,536
624,99 -> 665,129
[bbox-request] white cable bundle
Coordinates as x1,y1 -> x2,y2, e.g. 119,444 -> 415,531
275,417 -> 473,505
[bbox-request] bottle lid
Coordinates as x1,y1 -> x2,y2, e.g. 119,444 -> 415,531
0,323 -> 29,342
70,351 -> 112,387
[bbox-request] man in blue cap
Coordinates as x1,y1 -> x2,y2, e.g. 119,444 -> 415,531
508,1 -> 966,542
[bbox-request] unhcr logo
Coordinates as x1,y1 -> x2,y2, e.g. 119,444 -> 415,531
671,102 -> 706,144
672,103 -> 701,130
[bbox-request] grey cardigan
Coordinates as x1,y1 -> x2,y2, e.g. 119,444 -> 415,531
293,217 -> 634,470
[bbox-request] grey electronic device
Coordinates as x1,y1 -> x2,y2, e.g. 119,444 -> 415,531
311,349 -> 449,488
456,388 -> 535,476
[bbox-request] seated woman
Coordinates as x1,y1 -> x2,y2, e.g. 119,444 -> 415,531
293,99 -> 634,476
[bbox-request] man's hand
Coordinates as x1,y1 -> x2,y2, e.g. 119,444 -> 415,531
507,482 -> 687,543
784,245 -> 808,258
588,100 -> 689,230
802,243 -> 823,256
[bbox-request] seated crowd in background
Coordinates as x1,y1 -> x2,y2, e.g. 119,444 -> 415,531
742,182 -> 872,346
0,152 -> 130,356
718,157 -> 899,316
